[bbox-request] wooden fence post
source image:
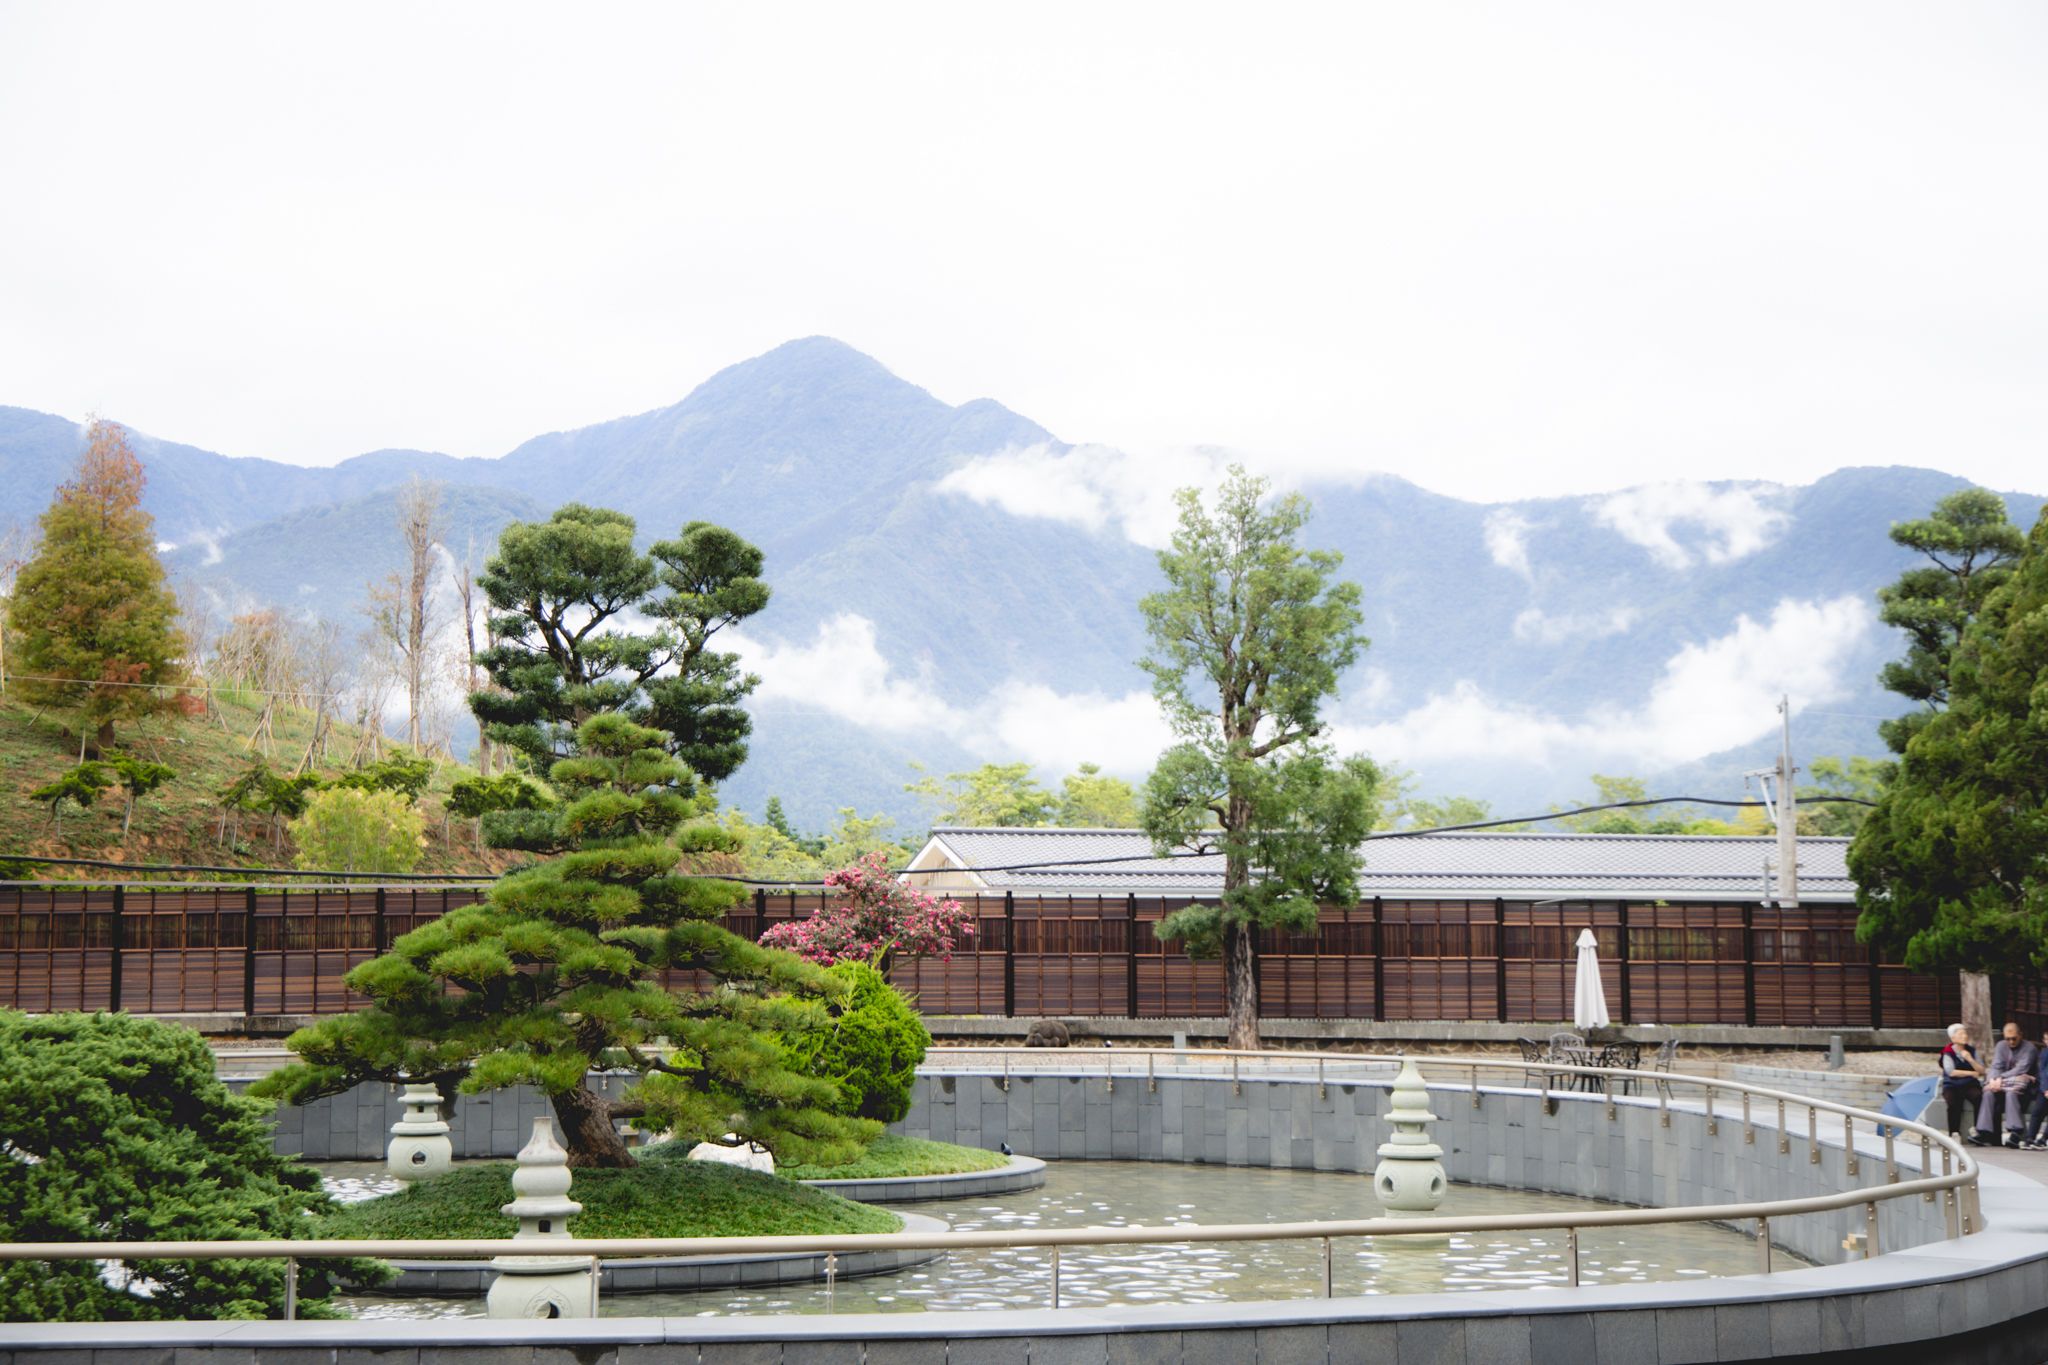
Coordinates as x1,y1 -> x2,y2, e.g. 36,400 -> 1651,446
1371,898 -> 1385,1022
1869,955 -> 1885,1031
241,886 -> 259,1019
1003,891 -> 1016,1018
1617,903 -> 1632,1024
1742,903 -> 1758,1028
1493,898 -> 1508,1023
1126,894 -> 1139,1019
108,884 -> 124,1013
373,887 -> 389,955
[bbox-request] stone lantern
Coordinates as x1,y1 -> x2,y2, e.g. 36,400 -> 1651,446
386,1083 -> 453,1182
1373,1057 -> 1448,1221
485,1117 -> 596,1319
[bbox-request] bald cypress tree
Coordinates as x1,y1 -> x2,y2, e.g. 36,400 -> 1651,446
6,419 -> 184,751
255,713 -> 872,1168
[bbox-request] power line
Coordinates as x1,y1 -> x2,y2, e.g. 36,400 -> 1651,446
0,794 -> 1878,888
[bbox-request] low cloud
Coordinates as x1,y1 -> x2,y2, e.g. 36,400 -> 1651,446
935,443 -> 1239,550
1592,482 -> 1790,570
743,597 -> 1868,792
1335,595 -> 1870,770
737,613 -> 1173,774
1483,509 -> 1535,579
1512,605 -> 1640,644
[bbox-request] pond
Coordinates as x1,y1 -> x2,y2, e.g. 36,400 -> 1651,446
328,1159 -> 1808,1318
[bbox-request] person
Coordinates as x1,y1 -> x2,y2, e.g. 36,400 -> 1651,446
1942,1023 -> 1986,1142
2021,1025 -> 2048,1150
1974,1021 -> 2039,1147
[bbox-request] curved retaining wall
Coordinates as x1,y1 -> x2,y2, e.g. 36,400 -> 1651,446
889,1070 -> 1950,1266
19,1063 -> 2048,1363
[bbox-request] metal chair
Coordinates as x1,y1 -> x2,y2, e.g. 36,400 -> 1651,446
1517,1038 -> 1549,1088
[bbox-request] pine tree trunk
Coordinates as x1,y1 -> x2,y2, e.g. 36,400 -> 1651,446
95,719 -> 115,754
1962,970 -> 1993,1049
551,1086 -> 637,1168
122,795 -> 133,840
1223,919 -> 1259,1052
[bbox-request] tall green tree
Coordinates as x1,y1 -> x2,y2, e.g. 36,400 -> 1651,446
1875,488 -> 2024,754
470,505 -> 768,782
254,714 -> 869,1169
906,762 -> 1057,827
1058,762 -> 1140,827
1138,465 -> 1381,1050
6,419 -> 184,751
1798,756 -> 1889,837
1852,508 -> 2048,1011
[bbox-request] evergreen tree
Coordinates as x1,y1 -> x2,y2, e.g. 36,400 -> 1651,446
6,419 -> 184,751
0,1011 -> 377,1321
254,714 -> 871,1168
1852,508 -> 2048,981
1875,488 -> 2024,754
764,796 -> 795,839
1138,466 -> 1381,1050
470,505 -> 767,781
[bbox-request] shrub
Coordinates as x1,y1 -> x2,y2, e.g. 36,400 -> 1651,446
0,1011 -> 381,1320
289,786 -> 426,873
792,962 -> 931,1123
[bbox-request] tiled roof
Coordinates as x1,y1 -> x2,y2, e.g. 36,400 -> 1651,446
919,827 -> 1854,903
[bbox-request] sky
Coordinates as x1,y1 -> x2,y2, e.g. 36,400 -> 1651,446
3,3 -> 2045,504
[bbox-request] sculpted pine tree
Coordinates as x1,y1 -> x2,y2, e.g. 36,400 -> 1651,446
1875,488 -> 2024,754
6,419 -> 184,752
1853,508 -> 2048,995
470,505 -> 768,781
1138,466 -> 1381,1050
255,715 -> 871,1168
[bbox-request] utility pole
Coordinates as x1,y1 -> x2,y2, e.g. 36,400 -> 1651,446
1745,696 -> 1799,907
1776,695 -> 1799,908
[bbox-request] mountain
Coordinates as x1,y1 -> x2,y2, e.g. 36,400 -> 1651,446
3,338 -> 2042,833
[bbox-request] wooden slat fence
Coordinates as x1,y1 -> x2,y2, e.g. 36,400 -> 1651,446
0,882 -> 1975,1027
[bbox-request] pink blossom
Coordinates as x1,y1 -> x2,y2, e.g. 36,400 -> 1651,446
759,851 -> 972,969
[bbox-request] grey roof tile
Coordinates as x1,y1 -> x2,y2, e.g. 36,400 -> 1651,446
920,828 -> 1853,902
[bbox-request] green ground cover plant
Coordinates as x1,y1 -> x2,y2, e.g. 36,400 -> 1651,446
777,1134 -> 1010,1181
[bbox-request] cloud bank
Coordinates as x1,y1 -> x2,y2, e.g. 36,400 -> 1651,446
739,596 -> 1870,789
1592,482 -> 1791,570
935,443 -> 1239,550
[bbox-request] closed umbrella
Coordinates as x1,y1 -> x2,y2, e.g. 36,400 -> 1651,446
1573,928 -> 1611,1030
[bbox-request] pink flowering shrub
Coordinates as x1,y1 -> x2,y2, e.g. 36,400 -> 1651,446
760,852 -> 973,971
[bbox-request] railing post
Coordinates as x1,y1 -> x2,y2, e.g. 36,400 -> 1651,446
1566,1226 -> 1580,1286
1050,1245 -> 1061,1308
1864,1202 -> 1879,1257
1885,1130 -> 1897,1184
1808,1105 -> 1819,1165
241,886 -> 258,1018
1003,892 -> 1016,1019
825,1249 -> 838,1311
1742,1092 -> 1753,1145
1755,1216 -> 1771,1274
1844,1114 -> 1859,1177
1126,894 -> 1139,1019
1705,1086 -> 1718,1137
1921,1135 -> 1934,1202
1322,1236 -> 1334,1297
1777,1098 -> 1789,1154
284,1255 -> 298,1320
107,884 -> 124,1012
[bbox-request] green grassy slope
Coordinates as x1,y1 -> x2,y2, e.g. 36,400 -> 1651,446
0,690 -> 514,881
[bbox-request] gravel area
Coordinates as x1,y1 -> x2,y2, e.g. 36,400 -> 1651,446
1736,1049 -> 1937,1076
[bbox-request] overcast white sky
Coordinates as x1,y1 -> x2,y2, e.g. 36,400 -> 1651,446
2,3 -> 2044,502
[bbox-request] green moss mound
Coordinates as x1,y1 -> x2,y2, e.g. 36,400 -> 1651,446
315,1157 -> 900,1242
780,1134 -> 1011,1181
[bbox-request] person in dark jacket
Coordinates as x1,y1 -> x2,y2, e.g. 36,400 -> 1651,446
1974,1021 -> 2039,1147
2021,1026 -> 2048,1150
1942,1023 -> 1986,1141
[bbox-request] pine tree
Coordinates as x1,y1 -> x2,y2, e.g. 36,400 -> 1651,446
254,714 -> 873,1168
1853,507 -> 2048,979
1875,488 -> 2024,754
6,419 -> 185,751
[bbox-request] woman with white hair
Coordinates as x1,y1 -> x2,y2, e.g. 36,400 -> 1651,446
1942,1023 -> 1987,1140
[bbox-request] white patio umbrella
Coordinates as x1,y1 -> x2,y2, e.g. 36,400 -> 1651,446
1572,927 -> 1611,1030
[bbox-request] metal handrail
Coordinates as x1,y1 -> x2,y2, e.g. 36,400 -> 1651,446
0,1053 -> 1980,1316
